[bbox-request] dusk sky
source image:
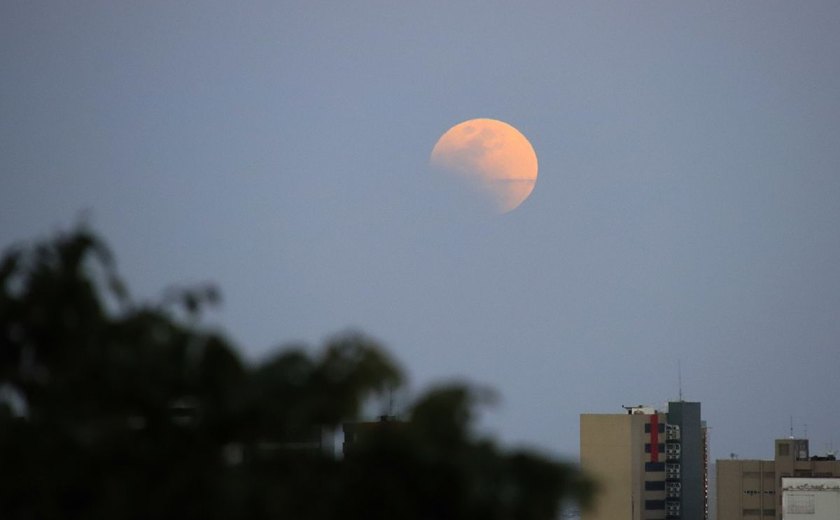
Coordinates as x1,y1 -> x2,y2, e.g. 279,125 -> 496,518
3,1 -> 840,463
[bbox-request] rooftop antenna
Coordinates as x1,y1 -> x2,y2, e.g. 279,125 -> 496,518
678,360 -> 683,402
387,386 -> 394,418
790,416 -> 794,439
379,385 -> 395,421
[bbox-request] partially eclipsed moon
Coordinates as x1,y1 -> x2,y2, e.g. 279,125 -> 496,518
430,118 -> 538,213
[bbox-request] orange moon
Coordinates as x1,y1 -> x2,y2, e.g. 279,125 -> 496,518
430,118 -> 538,213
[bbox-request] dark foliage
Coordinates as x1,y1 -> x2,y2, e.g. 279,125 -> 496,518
0,227 -> 593,519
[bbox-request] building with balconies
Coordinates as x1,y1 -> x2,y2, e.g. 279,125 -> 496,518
580,401 -> 707,520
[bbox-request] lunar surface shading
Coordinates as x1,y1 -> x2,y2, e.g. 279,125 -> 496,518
430,118 -> 539,213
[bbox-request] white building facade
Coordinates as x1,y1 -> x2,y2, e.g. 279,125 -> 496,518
782,478 -> 840,520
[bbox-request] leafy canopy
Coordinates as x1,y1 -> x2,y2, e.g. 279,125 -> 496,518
0,227 -> 593,520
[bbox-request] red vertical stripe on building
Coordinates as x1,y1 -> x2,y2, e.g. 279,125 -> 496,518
650,414 -> 659,462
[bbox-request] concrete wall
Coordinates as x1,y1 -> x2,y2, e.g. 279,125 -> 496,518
716,459 -> 776,520
782,478 -> 840,520
581,414 -> 645,520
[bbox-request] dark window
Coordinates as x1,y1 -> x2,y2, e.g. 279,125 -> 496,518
645,443 -> 666,453
645,480 -> 665,491
644,423 -> 666,433
645,462 -> 665,472
778,443 -> 790,456
645,500 -> 665,510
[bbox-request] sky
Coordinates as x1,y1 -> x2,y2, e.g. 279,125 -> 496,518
3,1 -> 840,463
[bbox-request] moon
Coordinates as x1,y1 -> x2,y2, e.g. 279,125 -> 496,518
430,118 -> 538,213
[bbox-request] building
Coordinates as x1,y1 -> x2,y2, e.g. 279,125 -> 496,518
580,401 -> 708,520
781,478 -> 840,519
716,438 -> 840,520
342,415 -> 403,456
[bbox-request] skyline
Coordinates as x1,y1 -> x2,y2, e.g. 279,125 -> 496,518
3,2 -> 840,463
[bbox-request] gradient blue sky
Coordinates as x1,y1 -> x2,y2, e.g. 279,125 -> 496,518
3,1 -> 840,462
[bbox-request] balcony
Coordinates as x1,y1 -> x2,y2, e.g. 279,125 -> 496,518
667,482 -> 681,498
666,444 -> 681,461
666,500 -> 681,518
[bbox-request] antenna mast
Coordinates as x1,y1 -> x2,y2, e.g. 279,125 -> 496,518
678,360 -> 683,401
388,386 -> 394,417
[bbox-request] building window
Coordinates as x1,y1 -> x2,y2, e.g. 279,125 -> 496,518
762,510 -> 775,517
742,509 -> 760,516
787,494 -> 815,514
778,443 -> 790,456
645,500 -> 665,510
644,423 -> 666,433
645,443 -> 666,453
645,462 -> 665,472
646,480 -> 665,491
795,440 -> 809,460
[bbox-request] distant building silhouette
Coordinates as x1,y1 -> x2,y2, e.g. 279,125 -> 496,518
717,438 -> 840,520
580,401 -> 708,520
342,415 -> 403,456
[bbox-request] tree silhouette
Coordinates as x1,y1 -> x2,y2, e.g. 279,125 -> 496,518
0,226 -> 593,519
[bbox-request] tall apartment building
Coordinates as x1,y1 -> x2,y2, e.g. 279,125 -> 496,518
717,438 -> 840,520
580,401 -> 708,520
